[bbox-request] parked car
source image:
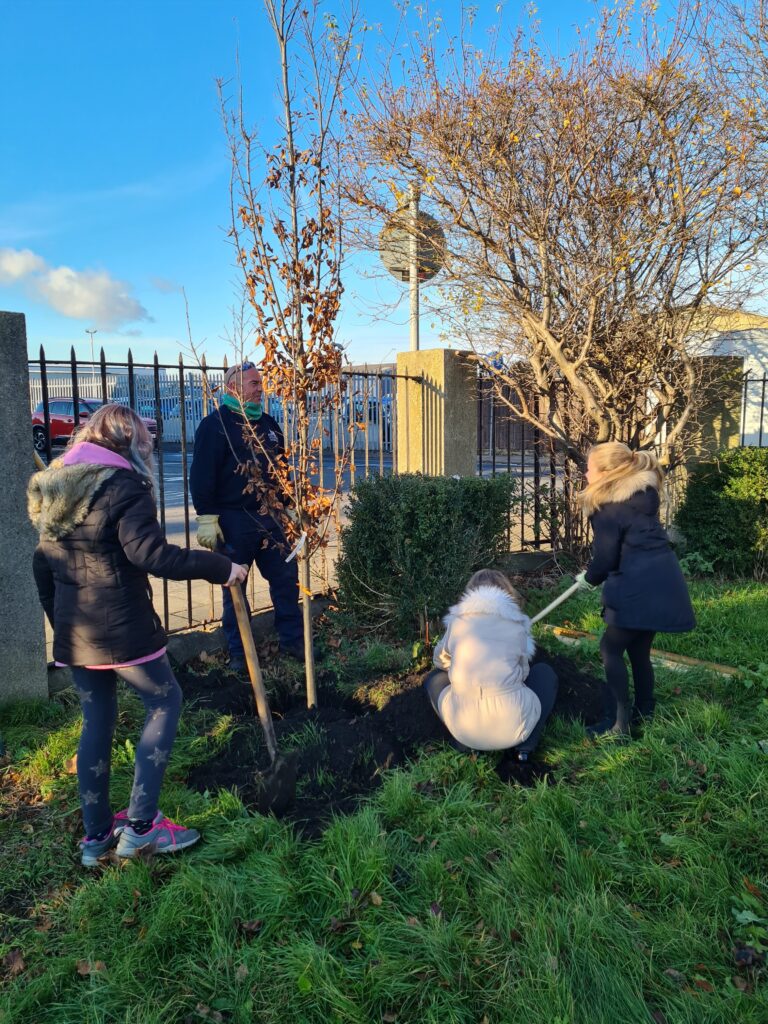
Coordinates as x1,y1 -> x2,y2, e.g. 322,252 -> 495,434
341,392 -> 393,425
32,396 -> 157,452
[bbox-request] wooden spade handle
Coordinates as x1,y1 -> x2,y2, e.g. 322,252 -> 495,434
229,579 -> 279,763
529,579 -> 583,626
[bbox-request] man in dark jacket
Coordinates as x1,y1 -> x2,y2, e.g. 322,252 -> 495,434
190,362 -> 303,670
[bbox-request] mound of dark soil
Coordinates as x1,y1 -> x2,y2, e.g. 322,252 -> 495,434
184,647 -> 604,835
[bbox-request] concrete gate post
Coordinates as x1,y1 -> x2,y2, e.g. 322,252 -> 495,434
396,348 -> 477,477
0,312 -> 48,703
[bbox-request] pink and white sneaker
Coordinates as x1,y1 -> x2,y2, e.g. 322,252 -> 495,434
115,812 -> 201,859
79,809 -> 129,868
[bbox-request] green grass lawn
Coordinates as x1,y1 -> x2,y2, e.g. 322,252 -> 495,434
2,634 -> 767,1023
527,578 -> 768,673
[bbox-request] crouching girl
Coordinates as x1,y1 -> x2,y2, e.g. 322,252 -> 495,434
423,570 -> 558,760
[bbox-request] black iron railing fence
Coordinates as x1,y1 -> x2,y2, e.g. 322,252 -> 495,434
477,368 -> 768,555
29,346 -> 406,635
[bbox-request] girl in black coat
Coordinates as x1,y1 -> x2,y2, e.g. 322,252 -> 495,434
29,405 -> 247,865
579,442 -> 695,736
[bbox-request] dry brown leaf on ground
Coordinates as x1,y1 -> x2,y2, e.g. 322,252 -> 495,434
76,959 -> 107,976
2,949 -> 26,978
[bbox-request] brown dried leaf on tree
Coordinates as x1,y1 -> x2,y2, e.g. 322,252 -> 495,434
218,0 -> 360,709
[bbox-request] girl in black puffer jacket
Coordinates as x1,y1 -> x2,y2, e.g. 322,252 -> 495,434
579,442 -> 695,737
29,405 -> 247,865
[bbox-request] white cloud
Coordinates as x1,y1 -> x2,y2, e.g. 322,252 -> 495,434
0,247 -> 46,282
150,276 -> 183,294
32,266 -> 151,329
0,246 -> 150,329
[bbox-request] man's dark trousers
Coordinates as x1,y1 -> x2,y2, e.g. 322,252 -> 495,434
219,509 -> 303,657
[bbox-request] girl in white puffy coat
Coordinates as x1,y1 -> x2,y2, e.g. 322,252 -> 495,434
424,569 -> 559,760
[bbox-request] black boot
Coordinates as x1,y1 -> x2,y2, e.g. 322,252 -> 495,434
631,699 -> 656,727
587,701 -> 631,738
586,685 -> 617,737
228,654 -> 246,675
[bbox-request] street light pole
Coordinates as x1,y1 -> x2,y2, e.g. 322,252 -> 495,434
86,329 -> 97,388
409,184 -> 420,352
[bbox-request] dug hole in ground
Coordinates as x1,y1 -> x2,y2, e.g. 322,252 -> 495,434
181,648 -> 605,836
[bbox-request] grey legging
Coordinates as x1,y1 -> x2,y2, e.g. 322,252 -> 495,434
71,654 -> 182,836
423,662 -> 559,755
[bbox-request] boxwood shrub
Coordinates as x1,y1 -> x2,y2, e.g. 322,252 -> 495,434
337,473 -> 515,637
675,447 -> 768,578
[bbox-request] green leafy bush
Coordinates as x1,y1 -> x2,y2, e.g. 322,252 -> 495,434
675,447 -> 768,578
337,473 -> 515,636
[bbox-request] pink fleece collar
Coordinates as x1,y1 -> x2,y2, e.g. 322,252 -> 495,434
61,441 -> 133,471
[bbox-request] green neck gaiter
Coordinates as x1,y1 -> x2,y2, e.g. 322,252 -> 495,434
221,392 -> 263,421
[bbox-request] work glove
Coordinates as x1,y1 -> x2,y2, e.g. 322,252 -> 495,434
196,514 -> 224,551
575,570 -> 597,591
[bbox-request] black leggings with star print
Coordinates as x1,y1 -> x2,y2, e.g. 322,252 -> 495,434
72,655 -> 183,837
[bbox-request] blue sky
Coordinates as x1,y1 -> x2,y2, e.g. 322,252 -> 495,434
1,0 -> 617,366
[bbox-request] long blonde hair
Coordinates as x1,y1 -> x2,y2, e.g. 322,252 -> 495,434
579,442 -> 662,515
465,568 -> 523,608
69,404 -> 155,487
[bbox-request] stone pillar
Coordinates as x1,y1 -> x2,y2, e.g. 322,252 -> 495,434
396,348 -> 477,477
683,356 -> 745,461
0,312 -> 48,703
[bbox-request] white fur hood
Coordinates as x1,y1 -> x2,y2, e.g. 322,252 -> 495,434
437,584 -> 536,666
445,585 -> 533,630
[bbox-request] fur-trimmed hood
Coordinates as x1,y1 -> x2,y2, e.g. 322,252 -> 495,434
28,461 -> 120,540
29,441 -> 136,540
582,469 -> 661,516
443,585 -> 536,660
601,469 -> 660,507
431,583 -> 541,748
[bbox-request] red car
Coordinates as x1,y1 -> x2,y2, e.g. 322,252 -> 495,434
32,396 -> 158,453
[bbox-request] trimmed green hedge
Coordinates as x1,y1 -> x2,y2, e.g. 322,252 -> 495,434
675,447 -> 768,578
337,473 -> 515,637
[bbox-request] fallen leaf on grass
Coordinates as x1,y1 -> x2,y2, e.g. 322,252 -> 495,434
2,950 -> 25,977
235,964 -> 249,982
63,755 -> 78,774
382,1013 -> 398,1022
406,916 -> 419,927
732,975 -> 750,992
430,902 -> 442,917
743,877 -> 764,902
76,960 -> 106,977
350,940 -> 363,950
236,919 -> 263,938
369,891 -> 383,907
734,945 -> 766,968
20,822 -> 34,835
509,928 -> 523,943
658,779 -> 670,792
693,978 -> 714,993
663,968 -> 687,987
194,1003 -> 224,1023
